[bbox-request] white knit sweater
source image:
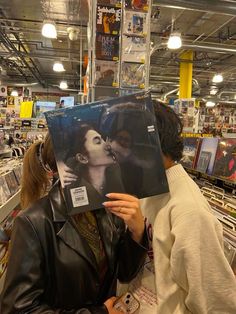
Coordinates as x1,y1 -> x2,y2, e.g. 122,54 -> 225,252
142,164 -> 236,314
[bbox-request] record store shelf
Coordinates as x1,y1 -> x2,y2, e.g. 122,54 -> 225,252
0,189 -> 20,223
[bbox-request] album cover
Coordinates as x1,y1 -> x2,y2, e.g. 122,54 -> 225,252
7,96 -> 15,107
97,0 -> 121,5
96,5 -> 121,35
180,137 -> 200,169
94,86 -> 119,101
125,0 -> 149,10
7,86 -> 23,97
0,86 -> 7,97
96,33 -> 119,61
213,139 -> 236,182
0,175 -> 11,206
123,11 -> 148,36
196,151 -> 212,173
94,60 -> 119,87
4,171 -> 19,196
13,166 -> 22,185
0,97 -> 7,107
45,92 -> 169,214
195,138 -> 219,175
121,62 -> 145,88
122,35 -> 146,62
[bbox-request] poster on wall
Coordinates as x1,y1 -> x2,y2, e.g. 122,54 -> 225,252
7,86 -> 23,97
45,92 -> 169,214
96,5 -> 121,35
97,0 -> 121,5
96,33 -> 119,60
0,96 -> 7,107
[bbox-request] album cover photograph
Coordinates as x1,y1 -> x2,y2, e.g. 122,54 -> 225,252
94,60 -> 119,87
213,139 -> 236,182
96,5 -> 121,35
96,33 -> 119,60
180,137 -> 200,169
121,62 -> 145,88
195,138 -> 219,175
45,92 -> 169,214
122,35 -> 146,62
0,97 -> 7,108
125,0 -> 149,11
123,11 -> 148,36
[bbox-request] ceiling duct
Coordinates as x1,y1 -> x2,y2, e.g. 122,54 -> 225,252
152,0 -> 236,16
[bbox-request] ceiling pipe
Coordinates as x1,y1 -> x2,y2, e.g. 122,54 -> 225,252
152,42 -> 236,55
152,0 -> 236,16
162,88 -> 179,99
218,91 -> 236,98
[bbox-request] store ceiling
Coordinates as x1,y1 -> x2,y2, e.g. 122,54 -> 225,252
0,0 -> 236,101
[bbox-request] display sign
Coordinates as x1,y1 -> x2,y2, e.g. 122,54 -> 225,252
20,101 -> 33,118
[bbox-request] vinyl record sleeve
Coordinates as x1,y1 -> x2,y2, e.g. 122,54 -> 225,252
196,151 -> 212,173
125,0 -> 149,11
94,60 -> 119,87
122,35 -> 146,63
96,5 -> 121,35
94,87 -> 119,101
195,138 -> 219,175
123,11 -> 148,36
121,62 -> 145,88
180,137 -> 200,169
213,139 -> 236,182
0,175 -> 11,206
45,92 -> 169,214
96,33 -> 119,61
4,171 -> 19,196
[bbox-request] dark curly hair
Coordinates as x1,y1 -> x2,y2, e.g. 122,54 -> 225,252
153,100 -> 183,162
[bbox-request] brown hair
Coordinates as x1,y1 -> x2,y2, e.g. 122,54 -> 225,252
20,134 -> 57,209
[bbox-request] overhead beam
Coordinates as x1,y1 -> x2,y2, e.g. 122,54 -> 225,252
153,0 -> 236,16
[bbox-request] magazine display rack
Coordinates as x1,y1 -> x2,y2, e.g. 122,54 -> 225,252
88,0 -> 152,101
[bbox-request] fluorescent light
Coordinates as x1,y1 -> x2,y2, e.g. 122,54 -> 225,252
60,81 -> 68,89
42,21 -> 57,39
11,90 -> 18,97
53,62 -> 65,72
206,101 -> 215,107
167,32 -> 182,49
212,74 -> 223,83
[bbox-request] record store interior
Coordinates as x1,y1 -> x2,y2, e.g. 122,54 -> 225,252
0,0 -> 236,312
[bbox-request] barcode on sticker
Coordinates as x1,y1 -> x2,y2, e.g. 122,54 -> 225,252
70,186 -> 89,207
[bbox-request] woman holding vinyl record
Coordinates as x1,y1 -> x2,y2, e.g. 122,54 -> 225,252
0,131 -> 148,313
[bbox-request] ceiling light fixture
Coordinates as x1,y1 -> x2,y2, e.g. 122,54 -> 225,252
212,74 -> 223,83
10,90 -> 18,97
53,62 -> 65,72
167,32 -> 182,49
42,21 -> 57,39
60,80 -> 68,89
206,101 -> 216,107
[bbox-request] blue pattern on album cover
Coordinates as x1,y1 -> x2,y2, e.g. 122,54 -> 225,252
45,92 -> 169,214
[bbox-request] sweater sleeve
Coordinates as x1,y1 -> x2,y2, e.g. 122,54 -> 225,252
170,208 -> 236,314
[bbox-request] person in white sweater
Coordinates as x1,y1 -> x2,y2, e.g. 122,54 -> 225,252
141,101 -> 236,313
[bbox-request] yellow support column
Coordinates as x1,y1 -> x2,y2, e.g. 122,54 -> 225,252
179,51 -> 193,99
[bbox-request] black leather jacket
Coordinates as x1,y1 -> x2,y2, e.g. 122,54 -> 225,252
1,182 -> 148,313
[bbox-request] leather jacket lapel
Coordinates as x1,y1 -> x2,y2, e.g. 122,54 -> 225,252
49,181 -> 99,274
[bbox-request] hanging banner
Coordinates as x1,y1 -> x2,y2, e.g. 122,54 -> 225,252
20,101 -> 33,118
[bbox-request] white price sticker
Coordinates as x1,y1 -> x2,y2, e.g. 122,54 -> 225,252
70,186 -> 89,207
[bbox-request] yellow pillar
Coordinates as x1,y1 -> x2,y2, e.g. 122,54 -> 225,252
179,51 -> 193,99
